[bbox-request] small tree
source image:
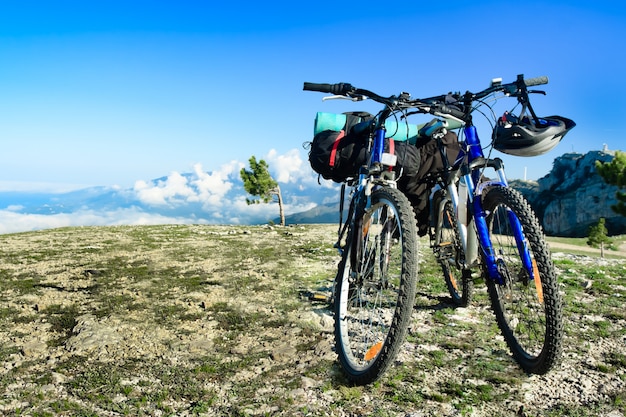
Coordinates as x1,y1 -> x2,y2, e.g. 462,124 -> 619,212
596,150 -> 626,217
240,156 -> 285,226
587,217 -> 612,258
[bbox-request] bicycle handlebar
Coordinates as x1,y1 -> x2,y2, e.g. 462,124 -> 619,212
303,74 -> 549,121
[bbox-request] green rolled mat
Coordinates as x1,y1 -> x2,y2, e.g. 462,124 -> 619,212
313,112 -> 462,144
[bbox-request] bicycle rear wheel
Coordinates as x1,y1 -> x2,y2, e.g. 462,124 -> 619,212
334,187 -> 418,385
482,186 -> 563,374
436,199 -> 473,307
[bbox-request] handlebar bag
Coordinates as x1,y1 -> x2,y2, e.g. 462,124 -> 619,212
308,112 -> 373,182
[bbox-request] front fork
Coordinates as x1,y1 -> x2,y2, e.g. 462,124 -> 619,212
462,161 -> 534,286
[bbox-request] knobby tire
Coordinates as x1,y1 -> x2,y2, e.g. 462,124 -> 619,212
334,187 -> 418,385
482,186 -> 563,374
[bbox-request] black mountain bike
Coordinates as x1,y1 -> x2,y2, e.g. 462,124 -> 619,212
304,82 -> 420,385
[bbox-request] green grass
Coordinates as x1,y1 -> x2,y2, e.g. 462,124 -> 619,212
0,226 -> 624,417
547,234 -> 626,247
546,234 -> 626,258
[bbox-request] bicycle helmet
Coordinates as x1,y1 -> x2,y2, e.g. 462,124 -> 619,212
492,111 -> 576,157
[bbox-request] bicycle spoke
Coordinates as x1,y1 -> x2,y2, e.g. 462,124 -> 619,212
334,188 -> 418,384
484,186 -> 563,374
434,199 -> 473,306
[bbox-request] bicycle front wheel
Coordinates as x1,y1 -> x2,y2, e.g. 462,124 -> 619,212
482,186 -> 563,374
334,187 -> 418,385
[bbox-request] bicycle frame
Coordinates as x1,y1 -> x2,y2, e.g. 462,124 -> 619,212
337,119 -> 397,259
436,123 -> 536,286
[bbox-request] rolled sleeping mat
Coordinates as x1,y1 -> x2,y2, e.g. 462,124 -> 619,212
314,112 -> 463,144
313,112 -> 348,136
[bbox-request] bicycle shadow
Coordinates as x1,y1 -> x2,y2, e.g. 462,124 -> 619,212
413,291 -> 461,311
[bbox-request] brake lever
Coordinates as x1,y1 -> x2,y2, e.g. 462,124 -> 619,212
321,94 -> 367,102
527,89 -> 547,95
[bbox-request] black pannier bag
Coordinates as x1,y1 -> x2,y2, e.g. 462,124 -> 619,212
398,130 -> 462,235
308,112 -> 373,182
393,140 -> 421,194
308,110 -> 462,234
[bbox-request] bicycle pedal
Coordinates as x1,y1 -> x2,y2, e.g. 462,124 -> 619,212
309,292 -> 331,303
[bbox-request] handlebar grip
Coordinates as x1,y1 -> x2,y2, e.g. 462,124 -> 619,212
524,76 -> 549,87
440,104 -> 465,119
303,82 -> 354,95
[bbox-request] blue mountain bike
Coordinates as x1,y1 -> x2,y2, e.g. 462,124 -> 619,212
418,75 -> 569,375
305,74 -> 569,383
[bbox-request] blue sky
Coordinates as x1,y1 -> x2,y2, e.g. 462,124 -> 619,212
0,0 -> 625,193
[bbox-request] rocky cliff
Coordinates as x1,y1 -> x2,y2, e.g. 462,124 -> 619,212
511,149 -> 626,237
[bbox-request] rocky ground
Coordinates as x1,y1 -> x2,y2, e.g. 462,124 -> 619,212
0,224 -> 624,416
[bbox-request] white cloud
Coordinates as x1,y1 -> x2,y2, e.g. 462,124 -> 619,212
264,148 -> 339,192
191,162 -> 242,208
265,148 -> 304,183
133,161 -> 244,209
0,149 -> 338,234
134,171 -> 195,206
0,208 -> 206,235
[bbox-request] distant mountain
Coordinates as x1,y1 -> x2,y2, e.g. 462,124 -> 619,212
0,167 -> 339,234
287,149 -> 626,238
2,149 -> 623,237
0,186 -> 135,214
279,202 -> 340,225
511,149 -> 626,237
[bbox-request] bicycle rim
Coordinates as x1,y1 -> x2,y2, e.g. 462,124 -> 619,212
483,186 -> 562,374
334,188 -> 418,384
